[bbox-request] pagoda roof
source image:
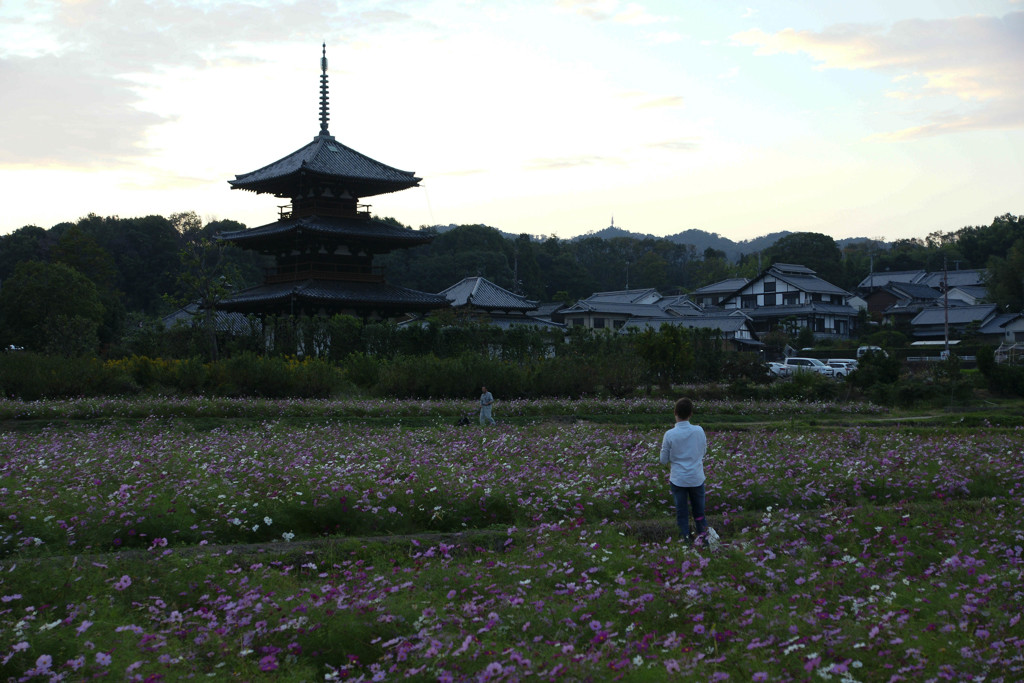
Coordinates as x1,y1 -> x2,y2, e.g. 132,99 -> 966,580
217,279 -> 448,315
217,215 -> 433,251
229,133 -> 420,198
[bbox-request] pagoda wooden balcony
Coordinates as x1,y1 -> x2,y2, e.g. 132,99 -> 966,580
278,201 -> 372,220
265,263 -> 384,284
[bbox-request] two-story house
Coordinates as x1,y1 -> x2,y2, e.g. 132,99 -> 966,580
717,263 -> 857,338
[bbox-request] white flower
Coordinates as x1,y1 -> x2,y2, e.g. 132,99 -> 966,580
264,516 -> 273,526
282,532 -> 295,542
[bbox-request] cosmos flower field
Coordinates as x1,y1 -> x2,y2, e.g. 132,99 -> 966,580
1,399 -> 1022,681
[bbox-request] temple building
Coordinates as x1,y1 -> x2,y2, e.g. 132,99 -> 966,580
217,45 -> 448,319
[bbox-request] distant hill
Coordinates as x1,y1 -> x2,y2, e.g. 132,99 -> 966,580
429,223 -> 884,260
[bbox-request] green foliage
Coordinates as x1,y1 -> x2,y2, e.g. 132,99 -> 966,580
0,352 -> 136,400
975,344 -> 1024,397
985,236 -> 1024,311
849,350 -> 901,388
766,232 -> 842,277
0,260 -> 104,355
635,325 -> 694,390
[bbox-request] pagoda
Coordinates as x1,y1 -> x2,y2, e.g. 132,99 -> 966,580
217,45 -> 447,319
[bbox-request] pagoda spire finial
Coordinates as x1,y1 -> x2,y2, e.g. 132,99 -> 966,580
319,43 -> 330,136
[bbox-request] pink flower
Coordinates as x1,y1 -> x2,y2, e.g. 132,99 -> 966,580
259,655 -> 278,672
96,652 -> 112,666
114,575 -> 132,591
35,654 -> 52,671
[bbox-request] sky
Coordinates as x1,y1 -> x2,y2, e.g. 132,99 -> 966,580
1,0 -> 1022,243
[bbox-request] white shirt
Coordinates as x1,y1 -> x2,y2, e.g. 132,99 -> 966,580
659,420 -> 707,487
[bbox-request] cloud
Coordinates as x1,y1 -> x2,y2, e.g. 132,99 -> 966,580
647,139 -> 699,152
556,0 -> 669,25
0,52 -> 171,167
0,0 -> 415,168
527,155 -> 622,170
731,11 -> 1024,138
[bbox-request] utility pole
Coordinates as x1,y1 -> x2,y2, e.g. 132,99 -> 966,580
943,256 -> 950,357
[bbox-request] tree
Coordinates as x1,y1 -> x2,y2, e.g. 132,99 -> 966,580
174,238 -> 245,361
986,237 -> 1024,311
766,232 -> 842,279
955,214 -> 1023,269
81,214 -> 181,313
0,225 -> 51,281
0,261 -> 104,355
51,224 -> 124,347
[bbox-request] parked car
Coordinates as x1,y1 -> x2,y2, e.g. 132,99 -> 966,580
782,357 -> 835,377
826,358 -> 859,378
767,361 -> 792,378
856,345 -> 887,359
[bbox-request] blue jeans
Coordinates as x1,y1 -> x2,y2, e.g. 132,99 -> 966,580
670,482 -> 706,541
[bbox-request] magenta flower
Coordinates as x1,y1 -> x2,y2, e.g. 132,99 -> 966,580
259,655 -> 279,672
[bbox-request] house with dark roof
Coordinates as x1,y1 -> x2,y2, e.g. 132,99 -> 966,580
581,288 -> 663,305
909,304 -> 999,341
863,282 -> 942,322
433,276 -> 563,330
980,313 -> 1024,345
857,270 -> 927,292
656,295 -> 704,317
717,263 -> 857,338
947,285 -> 989,306
920,269 -> 987,291
559,299 -> 674,331
619,310 -> 762,351
691,278 -> 749,308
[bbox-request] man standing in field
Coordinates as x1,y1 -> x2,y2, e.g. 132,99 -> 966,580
660,397 -> 707,544
479,385 -> 496,426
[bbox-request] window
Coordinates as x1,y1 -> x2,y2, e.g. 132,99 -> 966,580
763,293 -> 777,306
784,292 -> 799,305
764,281 -> 776,293
593,317 -> 605,329
741,295 -> 757,309
613,319 -> 625,330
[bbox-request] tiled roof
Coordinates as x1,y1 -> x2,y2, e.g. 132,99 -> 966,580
162,304 -> 253,335
771,263 -> 817,275
621,314 -> 753,334
949,285 -> 989,298
218,280 -> 447,314
439,277 -> 537,312
583,288 -> 662,304
772,271 -> 850,296
739,302 -> 857,319
230,134 -> 420,198
657,295 -> 704,316
692,278 -> 749,295
980,313 -> 1024,335
858,270 -> 926,289
911,304 -> 998,326
920,269 -> 986,289
561,301 -> 673,317
887,283 -> 941,300
474,314 -> 564,330
217,215 -> 434,250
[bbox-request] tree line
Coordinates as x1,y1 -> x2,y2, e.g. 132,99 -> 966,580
0,211 -> 1021,358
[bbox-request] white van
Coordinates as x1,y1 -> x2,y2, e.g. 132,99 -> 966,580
856,345 -> 887,359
